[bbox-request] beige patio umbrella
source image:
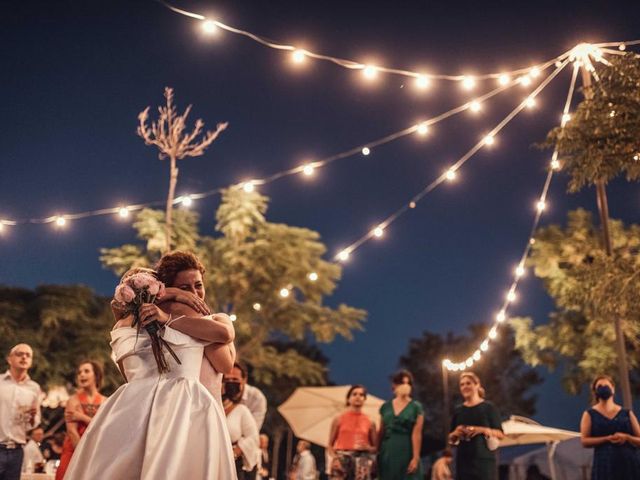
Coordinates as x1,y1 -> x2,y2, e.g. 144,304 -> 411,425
500,415 -> 580,447
277,386 -> 385,447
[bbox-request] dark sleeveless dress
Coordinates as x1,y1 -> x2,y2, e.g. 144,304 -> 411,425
587,408 -> 640,479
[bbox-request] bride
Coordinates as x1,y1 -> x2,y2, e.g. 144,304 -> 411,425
64,266 -> 237,479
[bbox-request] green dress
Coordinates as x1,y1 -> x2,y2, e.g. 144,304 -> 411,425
450,401 -> 502,480
378,400 -> 424,480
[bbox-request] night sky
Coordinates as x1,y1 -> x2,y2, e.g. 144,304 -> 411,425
2,0 -> 640,431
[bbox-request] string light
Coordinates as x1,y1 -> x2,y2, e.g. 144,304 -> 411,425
118,207 -> 130,218
0,222 -> 4,232
253,302 -> 261,311
302,164 -> 315,176
480,340 -> 489,352
488,327 -> 498,340
496,310 -> 507,323
498,74 -> 510,85
461,76 -> 476,90
506,290 -> 517,303
536,199 -> 546,212
292,49 -> 306,64
469,100 -> 482,113
409,202 -> 416,209
337,250 -> 350,262
550,158 -> 561,170
201,19 -> 218,34
472,350 -> 481,361
415,75 -> 431,89
416,123 -> 429,136
308,272 -> 318,282
279,287 -> 290,298
445,168 -> 457,181
561,113 -> 571,126
619,43 -> 626,51
530,67 -> 541,78
361,147 -> 371,156
229,314 -> 237,322
243,182 -> 255,193
373,226 -> 384,238
483,134 -> 495,146
55,216 -> 67,227
362,66 -> 378,80
181,195 -> 193,207
525,97 -> 536,108
519,75 -> 532,87
515,264 -> 526,278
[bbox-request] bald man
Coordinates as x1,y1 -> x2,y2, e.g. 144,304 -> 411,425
0,344 -> 42,480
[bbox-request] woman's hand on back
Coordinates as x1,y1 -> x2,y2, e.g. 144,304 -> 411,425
160,287 -> 211,315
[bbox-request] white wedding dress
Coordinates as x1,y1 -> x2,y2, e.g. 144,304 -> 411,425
65,326 -> 237,480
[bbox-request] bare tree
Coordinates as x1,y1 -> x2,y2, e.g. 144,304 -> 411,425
137,87 -> 228,252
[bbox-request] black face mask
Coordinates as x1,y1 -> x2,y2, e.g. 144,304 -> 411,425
595,385 -> 613,400
223,381 -> 242,402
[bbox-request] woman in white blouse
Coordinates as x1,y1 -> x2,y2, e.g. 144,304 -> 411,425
223,364 -> 260,480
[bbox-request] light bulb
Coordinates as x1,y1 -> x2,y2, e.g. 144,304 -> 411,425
338,250 -> 350,262
0,222 -> 4,232
118,207 -> 130,218
515,264 -> 526,278
537,200 -> 546,212
489,327 -> 498,339
525,97 -> 536,109
279,288 -> 290,298
473,350 -> 481,361
498,74 -> 510,85
363,65 -> 378,79
530,67 -> 541,78
253,303 -> 261,311
416,123 -> 429,135
480,340 -> 489,352
202,20 -> 218,34
362,147 -> 371,156
302,164 -> 315,176
469,100 -> 482,113
243,182 -> 255,193
550,159 -> 561,170
415,75 -> 430,89
461,76 -> 476,90
292,49 -> 306,64
373,226 -> 384,238
561,113 -> 571,126
496,311 -> 506,323
555,60 -> 563,68
55,216 -> 66,227
619,43 -> 626,51
308,272 -> 318,282
519,75 -> 532,87
483,135 -> 495,146
507,290 -> 517,303
409,202 -> 416,209
181,195 -> 193,207
445,168 -> 457,181
465,358 -> 474,367
229,314 -> 237,322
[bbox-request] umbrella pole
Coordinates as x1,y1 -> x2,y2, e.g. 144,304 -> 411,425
286,429 -> 294,474
272,428 -> 283,479
546,441 -> 559,480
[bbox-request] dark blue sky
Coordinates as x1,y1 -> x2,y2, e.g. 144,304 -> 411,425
2,0 -> 639,430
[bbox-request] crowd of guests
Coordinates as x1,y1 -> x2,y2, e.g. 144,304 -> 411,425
0,251 -> 638,480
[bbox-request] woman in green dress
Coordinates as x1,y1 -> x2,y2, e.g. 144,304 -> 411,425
448,372 -> 503,480
377,370 -> 424,480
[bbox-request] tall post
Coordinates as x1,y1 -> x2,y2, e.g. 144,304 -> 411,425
442,361 -> 451,447
580,66 -> 633,409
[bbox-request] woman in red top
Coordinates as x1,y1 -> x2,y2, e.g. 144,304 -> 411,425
328,385 -> 378,480
55,360 -> 105,480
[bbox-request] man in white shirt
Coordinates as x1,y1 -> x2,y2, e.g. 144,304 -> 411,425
226,363 -> 268,430
0,344 -> 42,480
22,427 -> 45,473
293,441 -> 316,480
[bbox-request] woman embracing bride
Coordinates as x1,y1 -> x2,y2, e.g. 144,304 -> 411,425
65,253 -> 237,480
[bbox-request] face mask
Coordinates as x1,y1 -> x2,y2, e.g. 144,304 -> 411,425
223,381 -> 243,402
595,385 -> 613,400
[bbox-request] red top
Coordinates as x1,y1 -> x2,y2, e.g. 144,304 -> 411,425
333,410 -> 372,451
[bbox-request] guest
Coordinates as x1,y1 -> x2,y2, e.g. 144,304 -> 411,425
0,343 -> 42,480
431,449 -> 453,480
292,440 -> 317,480
22,427 -> 45,472
378,370 -> 424,480
328,384 -> 377,479
41,433 -> 64,461
580,375 -> 640,479
55,360 -> 106,480
223,365 -> 260,479
449,372 -> 503,480
223,362 -> 267,430
258,434 -> 271,480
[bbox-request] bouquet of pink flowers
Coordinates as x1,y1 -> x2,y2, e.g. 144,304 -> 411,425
114,269 -> 180,373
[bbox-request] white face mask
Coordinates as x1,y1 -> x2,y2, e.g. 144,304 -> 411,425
395,384 -> 411,396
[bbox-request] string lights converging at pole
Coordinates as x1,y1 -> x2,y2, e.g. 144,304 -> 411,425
0,66 -> 551,230
332,57 -> 571,262
442,60 -> 581,372
157,0 -> 572,85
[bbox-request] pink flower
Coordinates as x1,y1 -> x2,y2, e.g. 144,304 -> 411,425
148,281 -> 160,296
114,284 -> 135,304
132,273 -> 155,289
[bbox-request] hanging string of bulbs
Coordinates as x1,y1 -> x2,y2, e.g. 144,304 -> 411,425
442,56 -> 581,372
0,53 -> 560,231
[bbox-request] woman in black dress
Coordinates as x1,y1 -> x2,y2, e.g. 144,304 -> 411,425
448,372 -> 503,480
580,375 -> 640,479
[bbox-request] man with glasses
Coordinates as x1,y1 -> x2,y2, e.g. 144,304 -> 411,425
0,344 -> 42,480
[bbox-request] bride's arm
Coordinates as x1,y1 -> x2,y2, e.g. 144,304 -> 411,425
204,342 -> 236,375
148,303 -> 235,344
